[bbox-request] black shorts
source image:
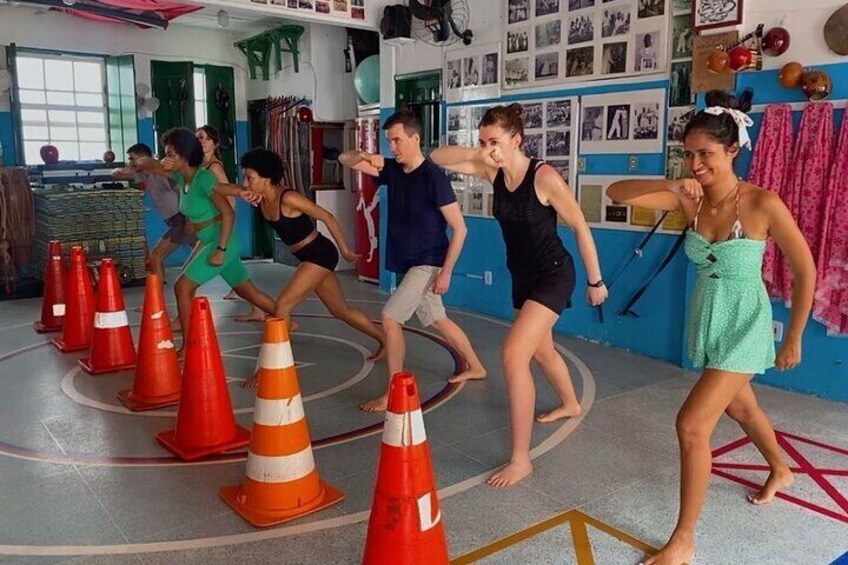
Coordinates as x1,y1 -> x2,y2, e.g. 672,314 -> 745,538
511,254 -> 576,314
161,213 -> 197,247
293,233 -> 339,271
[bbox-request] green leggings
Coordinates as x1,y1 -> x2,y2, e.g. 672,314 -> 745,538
182,222 -> 249,287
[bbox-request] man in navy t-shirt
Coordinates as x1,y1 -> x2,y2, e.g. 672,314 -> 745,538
339,110 -> 487,412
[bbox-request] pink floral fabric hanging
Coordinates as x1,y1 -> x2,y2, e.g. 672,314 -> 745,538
813,103 -> 848,334
750,104 -> 794,298
768,102 -> 834,305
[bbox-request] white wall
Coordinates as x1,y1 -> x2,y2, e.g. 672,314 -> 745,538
0,5 -> 249,119
743,0 -> 848,70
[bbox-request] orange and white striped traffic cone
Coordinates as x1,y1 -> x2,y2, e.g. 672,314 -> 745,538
220,318 -> 344,527
362,372 -> 449,565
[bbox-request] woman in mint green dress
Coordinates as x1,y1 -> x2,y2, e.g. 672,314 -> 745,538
607,90 -> 816,565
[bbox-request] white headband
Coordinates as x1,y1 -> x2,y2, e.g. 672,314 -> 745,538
703,106 -> 754,150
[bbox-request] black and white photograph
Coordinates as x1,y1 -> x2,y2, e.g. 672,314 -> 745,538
535,20 -> 562,50
299,0 -> 314,8
548,160 -> 570,182
581,106 -> 605,141
568,0 -> 594,9
606,104 -> 630,140
482,53 -> 499,85
535,0 -> 560,17
535,52 -> 559,79
672,14 -> 693,59
632,102 -> 659,139
523,103 -> 544,129
602,42 -> 628,74
507,29 -> 530,53
524,133 -> 544,159
471,105 -> 489,126
288,0 -> 298,9
635,31 -> 659,71
672,0 -> 691,12
447,107 -> 469,132
637,0 -> 664,18
351,0 -> 363,5
316,1 -> 330,13
505,58 -> 530,85
447,59 -> 462,89
568,15 -> 594,44
546,100 -> 571,127
667,106 -> 694,142
509,0 -> 530,24
670,60 -> 692,106
693,0 -> 742,31
546,130 -> 571,157
602,7 -> 631,37
666,144 -> 688,179
566,46 -> 594,77
463,57 -> 480,87
447,133 -> 468,147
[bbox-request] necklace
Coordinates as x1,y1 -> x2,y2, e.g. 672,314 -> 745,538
704,180 -> 740,216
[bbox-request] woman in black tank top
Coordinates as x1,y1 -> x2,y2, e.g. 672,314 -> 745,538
234,149 -> 385,386
431,103 -> 607,488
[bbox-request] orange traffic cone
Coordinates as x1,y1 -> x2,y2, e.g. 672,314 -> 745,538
79,259 -> 136,374
34,240 -> 66,333
156,297 -> 249,460
118,273 -> 180,411
52,246 -> 95,353
362,372 -> 449,565
220,318 -> 344,526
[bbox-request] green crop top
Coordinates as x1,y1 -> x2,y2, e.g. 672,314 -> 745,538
173,168 -> 220,223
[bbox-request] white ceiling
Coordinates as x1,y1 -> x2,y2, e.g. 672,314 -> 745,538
173,7 -> 283,33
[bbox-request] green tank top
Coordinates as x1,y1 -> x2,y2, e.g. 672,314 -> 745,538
173,168 -> 219,223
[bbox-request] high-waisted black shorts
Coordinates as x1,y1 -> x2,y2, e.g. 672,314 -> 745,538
510,253 -> 576,314
293,233 -> 339,271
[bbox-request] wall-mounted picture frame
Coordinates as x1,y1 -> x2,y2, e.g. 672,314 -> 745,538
692,0 -> 743,32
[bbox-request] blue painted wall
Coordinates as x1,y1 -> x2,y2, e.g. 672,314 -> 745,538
0,111 -> 15,166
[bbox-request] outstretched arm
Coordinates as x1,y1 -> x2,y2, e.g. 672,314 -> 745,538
213,182 -> 260,205
134,156 -> 172,178
538,166 -> 606,306
433,202 -> 467,295
607,178 -> 702,220
430,145 -> 498,182
338,150 -> 384,177
764,191 -> 815,371
283,190 -> 358,262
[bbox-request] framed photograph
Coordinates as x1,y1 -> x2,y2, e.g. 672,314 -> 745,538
463,56 -> 480,87
505,57 -> 530,85
525,133 -> 544,159
581,88 -> 665,153
507,29 -> 530,53
535,19 -> 562,49
637,0 -> 665,18
566,46 -> 594,77
632,102 -> 660,139
635,31 -> 660,71
536,0 -> 560,17
602,42 -> 628,74
482,53 -> 499,85
444,42 -> 502,103
693,0 -> 743,32
523,103 -> 544,129
546,99 -> 572,127
546,130 -> 571,157
672,14 -> 693,59
601,6 -> 631,38
509,0 -> 531,24
447,59 -> 463,89
567,14 -> 594,44
535,52 -> 560,80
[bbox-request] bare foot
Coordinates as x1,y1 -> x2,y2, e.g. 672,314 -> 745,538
448,366 -> 487,384
233,310 -> 268,323
242,374 -> 259,389
536,403 -> 582,423
747,466 -> 794,505
222,291 -> 238,301
486,459 -> 533,488
641,537 -> 694,565
359,395 -> 388,413
367,343 -> 386,362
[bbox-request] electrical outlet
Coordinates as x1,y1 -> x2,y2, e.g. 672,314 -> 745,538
484,271 -> 493,285
577,157 -> 586,172
773,321 -> 784,342
628,155 -> 639,171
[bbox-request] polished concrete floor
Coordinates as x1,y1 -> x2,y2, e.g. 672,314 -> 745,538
1,261 -> 847,564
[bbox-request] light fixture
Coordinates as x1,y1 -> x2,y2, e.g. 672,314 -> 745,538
62,0 -> 76,5
217,9 -> 229,27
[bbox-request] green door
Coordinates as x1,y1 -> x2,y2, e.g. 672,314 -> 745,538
202,65 -> 237,182
395,71 -> 442,154
150,61 -> 194,156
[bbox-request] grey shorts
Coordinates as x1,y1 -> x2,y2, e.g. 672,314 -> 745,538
382,265 -> 447,328
161,213 -> 198,247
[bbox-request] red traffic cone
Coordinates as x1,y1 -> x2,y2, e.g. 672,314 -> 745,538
79,259 -> 136,374
220,318 -> 344,527
156,297 -> 250,460
34,240 -> 66,333
362,372 -> 449,565
52,246 -> 95,353
118,273 -> 180,410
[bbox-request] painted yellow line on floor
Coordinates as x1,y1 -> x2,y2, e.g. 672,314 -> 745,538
451,509 -> 664,565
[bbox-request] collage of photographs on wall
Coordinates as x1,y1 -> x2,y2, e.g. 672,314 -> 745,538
504,0 -> 671,89
662,0 -> 694,231
249,0 -> 365,21
446,97 -> 579,217
445,43 -> 502,104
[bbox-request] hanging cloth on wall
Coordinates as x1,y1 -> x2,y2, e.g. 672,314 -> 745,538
749,104 -> 794,299
765,101 -> 834,306
813,103 -> 848,335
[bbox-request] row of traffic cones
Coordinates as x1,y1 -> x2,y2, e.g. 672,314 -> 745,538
35,242 -> 449,562
36,241 -> 136,374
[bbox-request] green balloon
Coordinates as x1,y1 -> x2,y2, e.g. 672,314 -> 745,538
354,55 -> 381,104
